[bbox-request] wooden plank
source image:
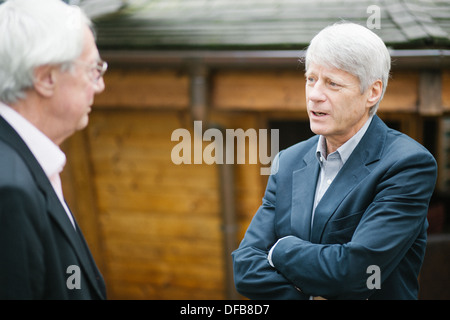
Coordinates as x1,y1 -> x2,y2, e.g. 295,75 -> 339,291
379,71 -> 419,112
91,159 -> 219,186
95,186 -> 219,214
107,282 -> 224,300
212,70 -> 306,111
213,70 -> 419,113
106,263 -> 224,290
93,69 -> 189,109
100,212 -> 222,245
105,236 -> 224,265
94,170 -> 218,190
106,252 -> 225,299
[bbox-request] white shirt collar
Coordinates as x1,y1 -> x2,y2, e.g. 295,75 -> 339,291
316,115 -> 373,165
0,102 -> 66,178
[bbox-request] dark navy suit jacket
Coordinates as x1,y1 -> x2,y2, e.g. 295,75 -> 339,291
232,115 -> 437,299
0,116 -> 106,299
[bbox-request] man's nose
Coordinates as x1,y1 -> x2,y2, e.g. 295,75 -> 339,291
307,81 -> 326,102
94,76 -> 105,93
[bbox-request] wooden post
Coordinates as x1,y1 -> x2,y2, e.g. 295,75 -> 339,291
419,70 -> 443,116
189,59 -> 209,123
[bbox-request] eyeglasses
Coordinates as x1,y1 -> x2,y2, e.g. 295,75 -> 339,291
74,59 -> 108,83
92,60 -> 108,82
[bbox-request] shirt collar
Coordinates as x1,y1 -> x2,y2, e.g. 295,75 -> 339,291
0,102 -> 66,178
316,115 -> 373,165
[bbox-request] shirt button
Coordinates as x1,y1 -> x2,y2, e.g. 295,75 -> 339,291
327,179 -> 332,185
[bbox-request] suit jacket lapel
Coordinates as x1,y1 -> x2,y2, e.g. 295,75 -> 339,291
310,115 -> 387,243
0,117 -> 78,240
48,193 -> 106,298
310,152 -> 370,243
48,194 -> 105,298
291,147 -> 320,241
0,116 -> 105,299
72,217 -> 107,299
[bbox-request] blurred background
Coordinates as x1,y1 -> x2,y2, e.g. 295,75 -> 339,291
37,0 -> 450,299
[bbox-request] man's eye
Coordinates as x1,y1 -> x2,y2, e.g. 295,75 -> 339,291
328,80 -> 341,88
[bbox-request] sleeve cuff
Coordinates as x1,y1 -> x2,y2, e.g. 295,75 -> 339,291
267,235 -> 294,267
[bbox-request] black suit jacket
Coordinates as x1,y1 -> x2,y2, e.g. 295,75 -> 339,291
0,116 -> 106,299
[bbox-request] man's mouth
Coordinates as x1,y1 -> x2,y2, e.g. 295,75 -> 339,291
312,111 -> 328,117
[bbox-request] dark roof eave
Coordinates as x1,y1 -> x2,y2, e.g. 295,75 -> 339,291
100,49 -> 450,70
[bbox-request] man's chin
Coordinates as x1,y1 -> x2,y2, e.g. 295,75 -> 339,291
76,116 -> 90,131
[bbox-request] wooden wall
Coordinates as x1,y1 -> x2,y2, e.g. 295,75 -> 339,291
61,66 -> 450,300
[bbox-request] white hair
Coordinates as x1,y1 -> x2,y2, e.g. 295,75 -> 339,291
0,0 -> 92,104
305,22 -> 391,115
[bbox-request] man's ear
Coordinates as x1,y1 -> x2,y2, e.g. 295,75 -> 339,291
366,79 -> 383,108
33,65 -> 56,98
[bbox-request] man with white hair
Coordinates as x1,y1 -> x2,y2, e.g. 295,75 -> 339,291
232,22 -> 437,300
0,0 -> 106,299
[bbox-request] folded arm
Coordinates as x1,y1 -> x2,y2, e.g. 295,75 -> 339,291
232,153 -> 308,299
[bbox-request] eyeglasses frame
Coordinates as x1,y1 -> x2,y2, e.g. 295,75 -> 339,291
73,59 -> 108,83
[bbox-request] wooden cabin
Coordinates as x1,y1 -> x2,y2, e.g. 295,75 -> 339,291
60,0 -> 450,299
